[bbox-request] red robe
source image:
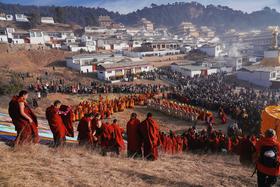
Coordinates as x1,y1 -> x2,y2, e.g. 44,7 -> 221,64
172,137 -> 177,154
238,137 -> 256,165
166,136 -> 173,154
8,96 -> 39,144
160,133 -> 167,152
140,117 -> 160,160
126,118 -> 142,156
220,112 -> 227,124
176,136 -> 183,154
77,117 -> 93,145
182,136 -> 189,151
46,105 -> 67,143
60,105 -> 74,137
111,123 -> 125,151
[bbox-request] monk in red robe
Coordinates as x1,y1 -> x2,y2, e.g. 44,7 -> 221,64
160,132 -> 167,153
100,122 -> 114,155
140,113 -> 160,161
60,105 -> 74,137
77,113 -> 94,146
46,100 -> 67,147
176,135 -> 183,154
126,113 -> 142,158
182,134 -> 189,152
8,90 -> 39,145
165,135 -> 173,154
238,136 -> 256,166
219,107 -> 227,124
171,132 -> 177,154
111,119 -> 125,155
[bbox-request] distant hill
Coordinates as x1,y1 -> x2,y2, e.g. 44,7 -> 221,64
1,2 -> 280,32
116,2 -> 280,32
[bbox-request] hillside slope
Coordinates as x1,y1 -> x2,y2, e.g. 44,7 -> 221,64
0,143 -> 256,187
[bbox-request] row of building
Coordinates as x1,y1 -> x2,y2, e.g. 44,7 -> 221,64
0,12 -> 55,24
65,54 -> 153,82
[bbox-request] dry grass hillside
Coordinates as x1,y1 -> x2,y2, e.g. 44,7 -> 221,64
0,44 -> 75,72
0,143 -> 257,187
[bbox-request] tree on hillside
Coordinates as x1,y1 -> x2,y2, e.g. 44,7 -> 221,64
54,7 -> 65,23
29,11 -> 40,28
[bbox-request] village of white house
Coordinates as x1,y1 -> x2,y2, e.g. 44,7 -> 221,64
0,11 -> 280,87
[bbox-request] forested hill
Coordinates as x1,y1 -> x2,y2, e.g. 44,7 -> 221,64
1,2 -> 280,32
116,2 -> 280,32
0,2 -> 119,26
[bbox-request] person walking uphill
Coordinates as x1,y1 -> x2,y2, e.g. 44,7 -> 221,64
126,113 -> 142,158
255,129 -> 280,187
8,90 -> 39,145
140,112 -> 160,161
46,100 -> 67,147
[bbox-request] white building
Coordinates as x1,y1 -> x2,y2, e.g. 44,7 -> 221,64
97,61 -> 153,81
171,63 -> 218,77
0,13 -> 6,21
129,39 -> 143,48
0,28 -> 8,43
199,44 -> 222,57
15,14 -> 29,22
66,55 -> 101,73
66,43 -> 96,52
123,50 -> 181,58
12,32 -> 28,44
84,26 -> 110,34
236,66 -> 280,87
6,28 -> 15,39
41,17 -> 55,24
6,15 -> 13,21
44,31 -> 75,42
29,31 -> 45,45
211,57 -> 243,71
139,18 -> 154,32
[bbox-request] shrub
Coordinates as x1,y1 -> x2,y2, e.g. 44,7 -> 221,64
0,74 -> 24,96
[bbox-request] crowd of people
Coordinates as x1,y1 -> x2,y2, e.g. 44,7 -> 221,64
158,69 -> 280,135
28,76 -> 171,97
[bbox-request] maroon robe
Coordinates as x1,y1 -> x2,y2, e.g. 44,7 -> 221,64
60,105 -> 74,137
8,96 -> 39,145
140,117 -> 160,160
77,117 -> 93,145
46,105 -> 67,145
126,118 -> 142,156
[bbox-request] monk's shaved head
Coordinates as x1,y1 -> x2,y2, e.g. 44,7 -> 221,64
131,113 -> 137,118
147,112 -> 152,118
54,100 -> 62,107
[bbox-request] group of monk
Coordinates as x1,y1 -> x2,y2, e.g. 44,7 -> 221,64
77,112 -> 160,160
72,94 -> 152,121
7,90 -> 257,163
147,98 -> 215,124
158,126 -> 237,155
8,90 -> 161,161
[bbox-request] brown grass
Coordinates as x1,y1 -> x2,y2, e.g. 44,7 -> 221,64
0,143 -> 257,187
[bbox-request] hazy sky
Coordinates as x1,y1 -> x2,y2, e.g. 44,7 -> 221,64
1,0 -> 280,13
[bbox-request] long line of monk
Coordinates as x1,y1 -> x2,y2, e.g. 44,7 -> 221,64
8,90 -> 258,162
147,98 -> 220,124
